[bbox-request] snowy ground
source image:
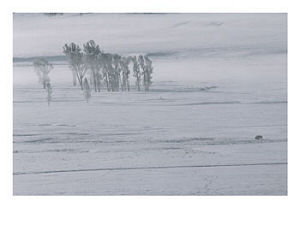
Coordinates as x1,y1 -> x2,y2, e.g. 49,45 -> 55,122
13,13 -> 287,195
13,65 -> 287,195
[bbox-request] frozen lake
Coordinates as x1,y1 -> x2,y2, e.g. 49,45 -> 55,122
13,13 -> 287,195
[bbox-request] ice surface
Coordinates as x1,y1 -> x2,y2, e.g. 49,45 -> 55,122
13,13 -> 287,195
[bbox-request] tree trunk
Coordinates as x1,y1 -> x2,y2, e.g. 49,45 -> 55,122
137,77 -> 141,91
127,80 -> 130,91
143,74 -> 146,91
73,72 -> 77,86
79,78 -> 83,90
96,76 -> 101,92
137,82 -> 140,91
76,73 -> 83,90
93,73 -> 97,92
105,75 -> 109,91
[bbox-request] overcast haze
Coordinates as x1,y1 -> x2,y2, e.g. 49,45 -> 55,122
13,13 -> 286,58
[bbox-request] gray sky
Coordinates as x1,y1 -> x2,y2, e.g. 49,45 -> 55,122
13,13 -> 287,58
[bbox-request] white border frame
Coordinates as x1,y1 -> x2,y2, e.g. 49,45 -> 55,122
1,1 -> 298,225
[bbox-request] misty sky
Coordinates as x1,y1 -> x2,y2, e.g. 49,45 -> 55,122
13,13 -> 287,58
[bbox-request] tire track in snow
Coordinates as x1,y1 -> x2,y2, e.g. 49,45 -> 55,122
14,162 -> 287,176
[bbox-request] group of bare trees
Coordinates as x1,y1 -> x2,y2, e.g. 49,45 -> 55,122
63,40 -> 153,94
32,40 -> 153,104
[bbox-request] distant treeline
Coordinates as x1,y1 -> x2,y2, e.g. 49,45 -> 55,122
14,55 -> 67,64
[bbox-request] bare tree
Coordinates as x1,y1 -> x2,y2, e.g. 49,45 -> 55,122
33,58 -> 53,89
143,56 -> 153,91
83,77 -> 91,102
111,54 -> 122,91
120,56 -> 131,91
138,55 -> 147,91
63,43 -> 87,89
101,53 -> 113,91
46,82 -> 52,106
132,56 -> 141,91
83,40 -> 102,92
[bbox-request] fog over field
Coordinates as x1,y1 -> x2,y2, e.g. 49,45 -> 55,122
13,13 -> 287,195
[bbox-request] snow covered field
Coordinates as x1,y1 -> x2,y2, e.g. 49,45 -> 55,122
13,13 -> 287,195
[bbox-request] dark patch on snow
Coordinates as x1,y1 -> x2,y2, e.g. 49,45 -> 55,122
14,162 -> 287,176
13,133 -> 39,137
250,101 -> 287,105
56,124 -> 76,127
38,124 -> 52,127
204,21 -> 224,26
203,138 -> 287,146
150,86 -> 217,93
160,137 -> 215,143
57,132 -> 89,136
146,51 -> 178,58
154,137 -> 287,146
172,21 -> 190,28
13,149 -> 89,154
177,101 -> 240,106
99,132 -> 141,136
13,55 -> 67,63
22,138 -> 54,143
161,147 -> 183,150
